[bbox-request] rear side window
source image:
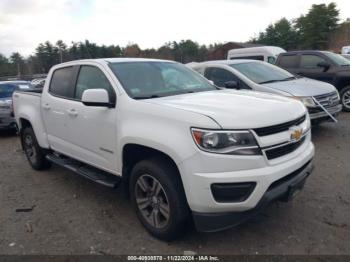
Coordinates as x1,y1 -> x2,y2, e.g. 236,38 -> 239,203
278,55 -> 299,68
230,56 -> 264,61
300,55 -> 327,69
75,66 -> 114,101
49,67 -> 74,98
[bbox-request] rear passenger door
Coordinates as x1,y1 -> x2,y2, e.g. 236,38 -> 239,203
42,66 -> 77,154
276,54 -> 300,74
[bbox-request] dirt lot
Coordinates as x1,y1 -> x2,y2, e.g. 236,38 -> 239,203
0,114 -> 349,255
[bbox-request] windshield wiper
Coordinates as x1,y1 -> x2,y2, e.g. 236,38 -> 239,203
259,76 -> 296,84
280,76 -> 297,81
259,79 -> 282,84
133,94 -> 160,100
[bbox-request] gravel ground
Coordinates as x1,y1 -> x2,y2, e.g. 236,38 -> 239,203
0,114 -> 349,255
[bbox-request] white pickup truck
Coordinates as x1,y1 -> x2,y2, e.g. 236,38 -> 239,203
13,58 -> 314,240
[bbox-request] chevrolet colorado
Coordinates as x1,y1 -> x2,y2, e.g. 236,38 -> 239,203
13,58 -> 314,240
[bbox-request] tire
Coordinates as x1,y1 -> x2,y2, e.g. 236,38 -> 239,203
21,127 -> 51,170
129,157 -> 190,241
340,86 -> 350,112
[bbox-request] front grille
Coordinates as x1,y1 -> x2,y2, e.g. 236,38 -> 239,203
314,91 -> 339,108
253,115 -> 306,137
265,136 -> 306,160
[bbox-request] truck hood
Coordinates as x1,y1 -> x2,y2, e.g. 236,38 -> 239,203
146,90 -> 306,129
262,77 -> 336,97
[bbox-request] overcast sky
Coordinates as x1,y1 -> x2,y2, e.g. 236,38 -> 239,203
0,0 -> 349,57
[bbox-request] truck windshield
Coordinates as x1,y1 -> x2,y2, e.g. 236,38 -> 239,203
109,62 -> 216,99
230,62 -> 295,84
0,84 -> 17,98
323,52 -> 350,66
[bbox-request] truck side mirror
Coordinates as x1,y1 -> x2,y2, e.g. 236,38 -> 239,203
81,89 -> 114,108
317,61 -> 331,72
224,81 -> 239,89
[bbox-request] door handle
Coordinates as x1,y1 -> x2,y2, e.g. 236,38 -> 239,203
67,109 -> 78,117
42,103 -> 51,110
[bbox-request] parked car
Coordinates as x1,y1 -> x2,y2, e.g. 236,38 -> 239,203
13,58 -> 314,240
342,54 -> 350,61
341,46 -> 350,54
30,78 -> 46,88
0,81 -> 31,130
189,60 -> 341,124
227,46 -> 286,64
276,51 -> 350,111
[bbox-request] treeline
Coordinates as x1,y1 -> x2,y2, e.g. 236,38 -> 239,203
0,40 -> 222,77
1,2 -> 348,78
252,2 -> 347,50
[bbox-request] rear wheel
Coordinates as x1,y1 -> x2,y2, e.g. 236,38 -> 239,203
129,157 -> 190,241
21,127 -> 51,170
340,86 -> 350,112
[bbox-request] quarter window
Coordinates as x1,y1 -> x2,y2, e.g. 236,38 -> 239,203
300,55 -> 327,69
49,66 -> 74,98
75,66 -> 114,101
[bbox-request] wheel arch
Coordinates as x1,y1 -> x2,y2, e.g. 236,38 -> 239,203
121,143 -> 185,198
18,117 -> 50,149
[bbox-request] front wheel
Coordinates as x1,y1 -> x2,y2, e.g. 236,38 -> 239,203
21,127 -> 51,170
129,157 -> 190,241
340,86 -> 350,112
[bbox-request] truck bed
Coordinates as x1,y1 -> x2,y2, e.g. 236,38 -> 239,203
12,89 -> 48,148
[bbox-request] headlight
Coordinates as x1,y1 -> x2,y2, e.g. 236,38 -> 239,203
303,114 -> 311,133
191,128 -> 261,155
295,97 -> 316,108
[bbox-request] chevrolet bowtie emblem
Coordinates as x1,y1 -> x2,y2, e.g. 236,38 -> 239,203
290,126 -> 303,142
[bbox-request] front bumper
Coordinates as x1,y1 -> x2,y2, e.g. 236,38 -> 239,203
308,104 -> 342,121
192,160 -> 314,232
179,137 -> 314,213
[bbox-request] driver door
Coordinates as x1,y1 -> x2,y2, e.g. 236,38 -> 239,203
299,54 -> 334,84
64,65 -> 118,172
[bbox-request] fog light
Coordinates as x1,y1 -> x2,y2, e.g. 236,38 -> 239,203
211,182 -> 256,203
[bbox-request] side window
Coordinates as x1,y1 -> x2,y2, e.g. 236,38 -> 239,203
267,56 -> 276,64
75,66 -> 114,101
49,66 -> 74,98
278,55 -> 299,68
204,67 -> 237,87
230,56 -> 264,61
300,55 -> 326,69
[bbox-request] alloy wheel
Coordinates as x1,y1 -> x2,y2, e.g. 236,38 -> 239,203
135,174 -> 170,229
24,134 -> 37,163
342,90 -> 350,109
